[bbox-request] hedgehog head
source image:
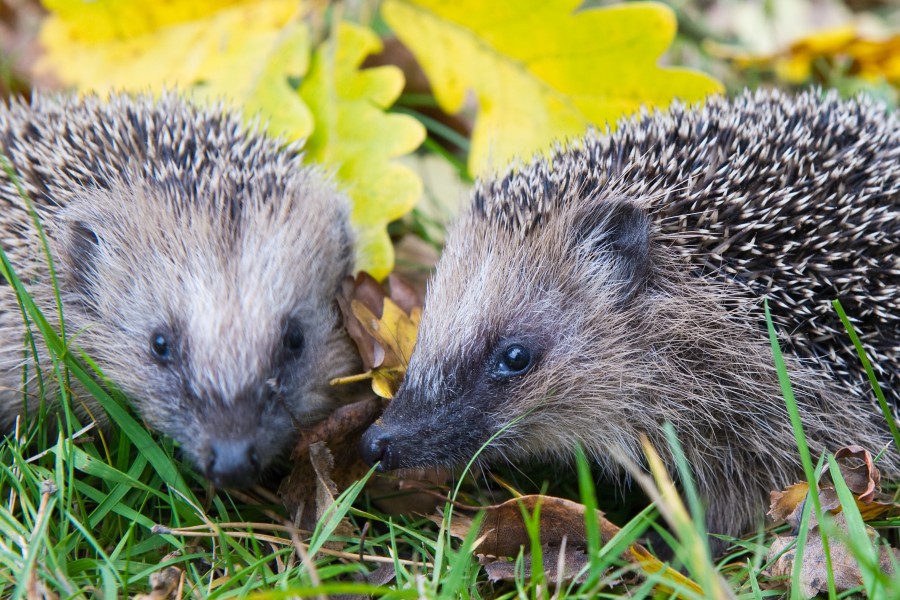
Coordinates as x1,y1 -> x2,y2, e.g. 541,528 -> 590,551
361,157 -> 659,472
50,139 -> 355,488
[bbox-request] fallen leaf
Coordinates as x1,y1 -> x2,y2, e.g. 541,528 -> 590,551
829,445 -> 880,502
382,0 -> 722,175
336,274 -> 387,371
299,22 -> 426,279
133,566 -> 182,600
768,446 -> 900,528
769,482 -> 815,526
769,483 -> 841,529
765,513 -> 900,598
475,495 -> 620,557
279,397 -> 382,532
308,441 -> 357,547
333,272 -> 422,399
628,543 -> 708,594
724,26 -> 900,87
482,543 -> 592,585
442,494 -> 703,594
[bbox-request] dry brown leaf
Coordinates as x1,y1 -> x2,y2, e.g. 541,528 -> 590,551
769,483 -> 841,529
481,543 -> 593,585
308,442 -> 357,548
830,445 -> 880,502
333,272 -> 422,398
279,397 -> 382,532
764,513 -> 900,598
768,446 -> 900,528
337,274 -> 384,370
475,495 -> 621,557
769,482 -> 815,526
133,566 -> 182,600
441,494 -> 702,593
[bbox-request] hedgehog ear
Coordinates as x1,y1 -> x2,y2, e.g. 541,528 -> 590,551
64,221 -> 101,299
575,199 -> 652,301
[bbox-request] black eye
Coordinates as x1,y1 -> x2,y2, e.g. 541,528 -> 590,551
495,344 -> 532,376
283,320 -> 305,354
150,332 -> 171,362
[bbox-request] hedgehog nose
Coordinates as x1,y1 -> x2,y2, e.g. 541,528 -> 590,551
360,425 -> 396,471
207,439 -> 260,488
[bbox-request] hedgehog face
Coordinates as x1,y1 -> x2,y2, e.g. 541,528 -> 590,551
361,196 -> 653,472
54,167 -> 355,488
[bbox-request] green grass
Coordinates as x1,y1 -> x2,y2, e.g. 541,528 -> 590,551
3,294 -> 899,598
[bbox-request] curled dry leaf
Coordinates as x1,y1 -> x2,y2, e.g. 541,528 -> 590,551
829,445 -> 880,503
769,483 -> 841,529
475,495 -> 620,557
333,272 -> 422,398
441,494 -> 701,594
767,445 -> 899,529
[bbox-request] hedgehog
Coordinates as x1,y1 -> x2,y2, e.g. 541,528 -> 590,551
361,89 -> 900,542
0,93 -> 360,488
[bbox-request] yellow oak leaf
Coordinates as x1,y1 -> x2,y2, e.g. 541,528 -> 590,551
37,0 -> 314,141
299,22 -> 426,279
382,0 -> 723,175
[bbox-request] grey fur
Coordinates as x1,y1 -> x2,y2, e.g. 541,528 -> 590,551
0,93 -> 359,486
362,89 -> 900,540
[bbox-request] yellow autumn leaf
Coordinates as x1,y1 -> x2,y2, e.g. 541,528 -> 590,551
332,273 -> 422,399
382,0 -> 722,175
346,298 -> 420,399
37,0 -> 314,141
629,545 -> 704,597
350,299 -> 420,369
727,26 -> 900,87
299,22 -> 426,279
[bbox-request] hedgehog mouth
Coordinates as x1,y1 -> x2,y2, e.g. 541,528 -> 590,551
360,415 -> 500,472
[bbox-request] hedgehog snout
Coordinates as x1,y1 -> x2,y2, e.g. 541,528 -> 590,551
204,438 -> 261,488
360,423 -> 399,471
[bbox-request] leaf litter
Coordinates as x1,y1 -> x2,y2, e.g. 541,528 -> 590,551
764,445 -> 900,597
